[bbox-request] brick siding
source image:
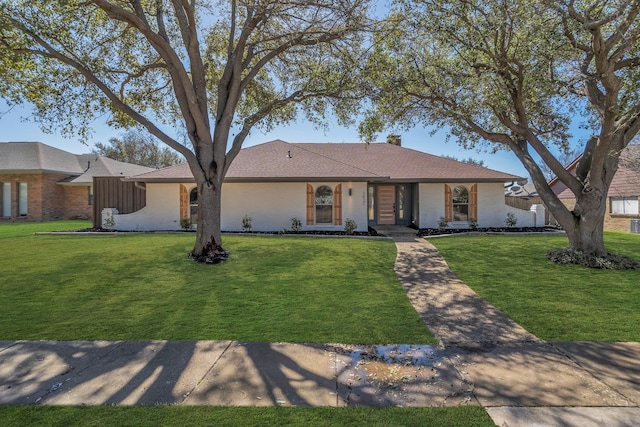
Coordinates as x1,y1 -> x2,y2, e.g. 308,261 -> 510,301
63,186 -> 92,220
0,173 -> 93,221
560,197 -> 640,233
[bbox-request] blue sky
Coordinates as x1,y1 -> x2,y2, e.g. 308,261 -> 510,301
0,98 -> 538,178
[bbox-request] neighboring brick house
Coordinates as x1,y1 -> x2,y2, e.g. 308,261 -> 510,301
0,142 -> 154,221
551,144 -> 640,232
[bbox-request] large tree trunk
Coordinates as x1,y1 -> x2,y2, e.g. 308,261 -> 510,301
511,132 -> 620,259
562,189 -> 608,257
192,179 -> 223,257
186,144 -> 225,260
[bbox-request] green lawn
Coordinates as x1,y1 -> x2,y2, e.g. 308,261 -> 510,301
0,221 -> 434,344
0,406 -> 494,427
429,232 -> 640,342
0,222 -> 492,426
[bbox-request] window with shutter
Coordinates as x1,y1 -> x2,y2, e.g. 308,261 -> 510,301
452,185 -> 469,221
315,185 -> 333,224
189,187 -> 198,223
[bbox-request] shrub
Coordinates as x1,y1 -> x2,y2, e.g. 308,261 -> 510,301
547,248 -> 640,270
469,219 -> 478,230
344,218 -> 357,235
290,217 -> 302,232
438,216 -> 448,231
241,215 -> 252,232
504,212 -> 518,227
103,216 -> 115,229
180,217 -> 193,231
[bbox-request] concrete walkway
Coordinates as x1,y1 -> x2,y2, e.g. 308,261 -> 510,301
1,236 -> 639,426
393,237 -> 640,426
394,237 -> 539,347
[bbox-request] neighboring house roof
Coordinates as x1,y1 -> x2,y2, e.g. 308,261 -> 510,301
556,144 -> 640,199
0,141 -> 85,174
0,141 -> 155,184
129,140 -> 523,183
505,183 -> 538,197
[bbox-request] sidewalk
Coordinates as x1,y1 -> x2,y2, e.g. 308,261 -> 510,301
0,237 -> 638,426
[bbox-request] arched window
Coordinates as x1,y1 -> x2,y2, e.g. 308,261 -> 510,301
452,186 -> 469,221
315,185 -> 333,224
189,188 -> 198,223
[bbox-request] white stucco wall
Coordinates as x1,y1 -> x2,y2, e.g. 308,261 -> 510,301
106,183 -> 182,231
418,182 -> 537,228
108,181 -> 369,232
222,181 -> 368,232
108,180 -> 538,231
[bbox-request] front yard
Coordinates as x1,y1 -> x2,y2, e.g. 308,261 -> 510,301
429,232 -> 640,342
3,222 -> 637,343
0,221 -> 492,427
0,221 -> 434,344
3,221 -> 638,426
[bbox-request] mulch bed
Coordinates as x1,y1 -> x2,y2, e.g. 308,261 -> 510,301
417,226 -> 560,237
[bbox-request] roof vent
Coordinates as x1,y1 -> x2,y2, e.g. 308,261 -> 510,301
287,150 -> 292,159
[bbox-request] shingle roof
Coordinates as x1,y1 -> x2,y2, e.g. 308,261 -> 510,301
0,141 -> 85,174
60,154 -> 155,184
296,142 -> 520,181
0,141 -> 155,183
557,144 -> 640,199
131,140 -> 522,183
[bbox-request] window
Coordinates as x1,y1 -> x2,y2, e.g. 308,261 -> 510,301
88,186 -> 94,206
189,188 -> 198,223
1,183 -> 10,217
315,185 -> 333,224
452,185 -> 469,221
18,182 -> 27,216
368,186 -> 375,221
397,185 -> 406,221
610,196 -> 639,215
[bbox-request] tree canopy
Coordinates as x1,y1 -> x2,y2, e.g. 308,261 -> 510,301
362,0 -> 640,258
93,130 -> 183,169
0,0 -> 374,258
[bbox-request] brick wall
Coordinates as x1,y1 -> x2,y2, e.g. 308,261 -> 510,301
40,174 -> 68,220
560,197 -> 640,233
605,197 -> 640,233
63,186 -> 92,220
0,173 -> 46,220
0,173 -> 91,221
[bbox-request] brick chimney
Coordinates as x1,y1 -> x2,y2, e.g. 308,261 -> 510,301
386,134 -> 401,146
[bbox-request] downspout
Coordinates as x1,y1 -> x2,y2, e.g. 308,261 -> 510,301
134,182 -> 146,191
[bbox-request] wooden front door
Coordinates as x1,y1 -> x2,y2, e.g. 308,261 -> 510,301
377,185 -> 396,225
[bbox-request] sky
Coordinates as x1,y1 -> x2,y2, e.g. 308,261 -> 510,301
0,98 -> 537,179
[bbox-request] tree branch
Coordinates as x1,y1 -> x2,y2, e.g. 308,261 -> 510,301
92,0 -> 210,144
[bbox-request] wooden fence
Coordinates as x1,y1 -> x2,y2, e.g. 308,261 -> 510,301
505,196 -> 550,225
92,177 -> 147,228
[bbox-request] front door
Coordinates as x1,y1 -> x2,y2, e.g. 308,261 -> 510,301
377,186 -> 396,225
